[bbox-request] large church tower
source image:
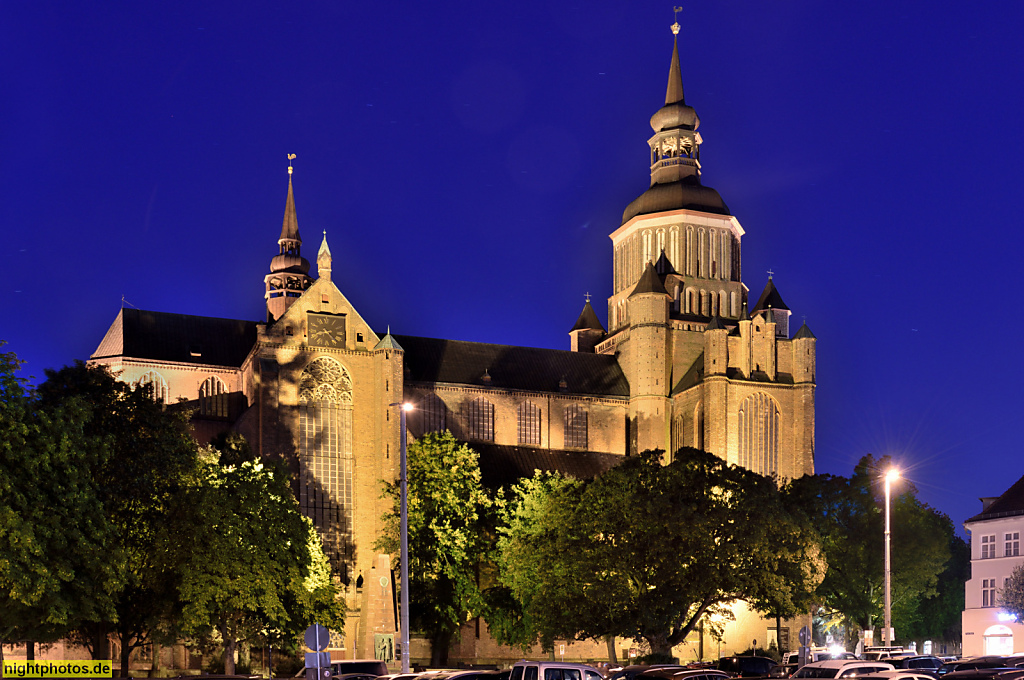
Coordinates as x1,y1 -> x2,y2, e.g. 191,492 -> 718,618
264,158 -> 314,322
590,19 -> 816,479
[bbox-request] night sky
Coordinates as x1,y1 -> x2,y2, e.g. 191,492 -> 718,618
4,2 -> 1023,533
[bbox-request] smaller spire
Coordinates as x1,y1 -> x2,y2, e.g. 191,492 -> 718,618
665,10 -> 685,105
629,260 -> 669,298
317,231 -> 333,282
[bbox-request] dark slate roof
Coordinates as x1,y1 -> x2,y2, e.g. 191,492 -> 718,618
794,323 -> 816,339
968,474 -> 1024,522
705,315 -> 727,331
751,278 -> 790,313
622,178 -> 730,224
472,443 -> 623,488
91,308 -> 257,367
629,261 -> 669,297
570,300 -> 606,333
393,334 -> 629,397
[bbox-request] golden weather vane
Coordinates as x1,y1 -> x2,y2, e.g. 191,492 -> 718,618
287,153 -> 297,175
672,6 -> 682,35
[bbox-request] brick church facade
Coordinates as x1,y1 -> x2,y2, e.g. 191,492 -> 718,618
90,22 -> 816,664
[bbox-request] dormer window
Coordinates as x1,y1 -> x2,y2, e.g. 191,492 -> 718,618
189,345 -> 202,357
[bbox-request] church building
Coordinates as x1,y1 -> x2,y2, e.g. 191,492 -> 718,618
90,20 -> 816,664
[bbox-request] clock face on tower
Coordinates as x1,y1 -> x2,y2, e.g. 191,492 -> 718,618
307,313 -> 347,348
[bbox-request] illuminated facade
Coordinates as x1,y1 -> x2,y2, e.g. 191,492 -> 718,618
90,23 -> 816,664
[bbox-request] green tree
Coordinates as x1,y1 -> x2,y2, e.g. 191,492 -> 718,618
175,449 -> 345,674
786,455 -> 953,646
376,431 -> 493,666
1001,564 -> 1024,623
35,361 -> 201,672
0,348 -> 118,654
495,448 -> 822,657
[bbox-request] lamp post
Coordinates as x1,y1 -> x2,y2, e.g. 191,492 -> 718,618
883,468 -> 900,647
390,402 -> 414,673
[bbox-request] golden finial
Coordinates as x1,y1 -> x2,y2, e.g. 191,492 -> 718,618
287,153 -> 297,175
671,6 -> 682,35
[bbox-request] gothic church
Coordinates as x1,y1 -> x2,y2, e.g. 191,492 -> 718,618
90,22 -> 816,663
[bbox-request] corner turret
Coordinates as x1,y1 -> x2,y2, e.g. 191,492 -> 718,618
569,297 -> 606,353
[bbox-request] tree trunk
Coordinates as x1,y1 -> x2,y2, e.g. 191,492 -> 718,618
119,632 -> 132,677
224,637 -> 237,676
775,613 -> 783,653
605,635 -> 617,664
26,642 -> 34,661
152,642 -> 162,674
644,632 -> 673,658
430,629 -> 452,668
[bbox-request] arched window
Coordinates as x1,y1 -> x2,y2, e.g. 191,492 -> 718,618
693,401 -> 704,451
419,393 -> 447,434
517,401 -> 541,445
738,392 -> 780,476
137,371 -> 168,404
463,397 -> 494,442
298,357 -> 354,577
564,404 -> 587,449
199,376 -> 228,418
984,625 -> 1013,655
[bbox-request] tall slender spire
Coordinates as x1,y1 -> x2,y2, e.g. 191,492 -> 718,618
666,17 -> 685,105
280,154 -> 300,243
264,155 -> 312,322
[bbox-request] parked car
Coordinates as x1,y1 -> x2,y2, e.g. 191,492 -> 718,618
852,672 -> 939,680
511,660 -> 605,680
887,657 -> 944,674
792,661 -> 896,679
717,656 -> 778,677
769,665 -> 798,679
611,667 -> 685,680
785,652 -> 856,665
938,662 -> 1017,677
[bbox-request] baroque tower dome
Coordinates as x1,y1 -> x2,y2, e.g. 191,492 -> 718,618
621,21 -> 729,225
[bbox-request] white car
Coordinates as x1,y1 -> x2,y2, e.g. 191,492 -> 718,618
793,661 -> 896,679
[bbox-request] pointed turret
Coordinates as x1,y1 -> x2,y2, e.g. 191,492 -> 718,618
569,298 -> 606,353
264,157 -> 313,321
317,231 -> 333,283
374,326 -> 404,351
629,261 -> 669,298
751,276 -> 791,338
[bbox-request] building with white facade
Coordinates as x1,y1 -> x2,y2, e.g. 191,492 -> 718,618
963,475 -> 1024,656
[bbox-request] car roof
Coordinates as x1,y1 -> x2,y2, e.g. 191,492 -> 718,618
805,662 -> 894,669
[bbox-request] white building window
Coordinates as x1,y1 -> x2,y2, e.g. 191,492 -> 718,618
983,578 -> 997,607
982,534 -> 997,559
1006,532 -> 1020,557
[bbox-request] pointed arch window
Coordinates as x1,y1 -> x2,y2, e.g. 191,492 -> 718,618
199,376 -> 228,418
298,357 -> 354,577
137,371 -> 168,404
518,401 -> 541,445
463,397 -> 494,442
738,392 -> 780,476
419,392 -> 447,434
565,404 -> 588,449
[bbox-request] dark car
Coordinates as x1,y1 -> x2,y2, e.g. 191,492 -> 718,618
613,667 -> 687,680
889,657 -> 944,675
938,662 -> 1016,677
768,665 -> 798,679
717,657 -> 778,678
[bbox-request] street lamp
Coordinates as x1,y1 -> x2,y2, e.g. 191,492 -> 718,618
883,468 -> 900,647
390,402 -> 414,673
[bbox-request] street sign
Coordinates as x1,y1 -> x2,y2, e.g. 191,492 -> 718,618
798,626 -> 810,646
305,624 -> 331,652
305,653 -> 331,669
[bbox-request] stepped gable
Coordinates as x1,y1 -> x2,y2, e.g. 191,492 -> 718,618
92,308 -> 257,367
393,334 -> 629,397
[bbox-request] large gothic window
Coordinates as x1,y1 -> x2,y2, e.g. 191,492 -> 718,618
137,371 -> 168,404
564,404 -> 588,449
199,376 -> 228,418
517,401 -> 541,445
463,397 -> 494,442
419,392 -> 447,434
298,357 -> 354,576
738,392 -> 780,476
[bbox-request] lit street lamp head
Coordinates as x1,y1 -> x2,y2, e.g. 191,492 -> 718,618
402,402 -> 414,412
886,469 -> 900,484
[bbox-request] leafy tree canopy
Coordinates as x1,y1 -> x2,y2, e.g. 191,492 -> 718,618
496,448 -> 823,656
376,431 -> 494,666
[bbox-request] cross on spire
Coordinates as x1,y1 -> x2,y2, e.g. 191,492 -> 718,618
584,292 -> 592,303
767,268 -> 775,279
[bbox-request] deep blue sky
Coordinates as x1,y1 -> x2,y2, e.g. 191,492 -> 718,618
4,2 -> 1023,531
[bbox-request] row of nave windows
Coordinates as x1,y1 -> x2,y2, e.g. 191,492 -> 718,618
418,393 -> 589,449
135,370 -> 229,418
